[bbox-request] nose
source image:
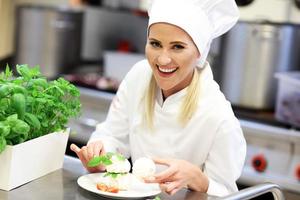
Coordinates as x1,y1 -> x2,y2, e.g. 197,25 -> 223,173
157,52 -> 171,65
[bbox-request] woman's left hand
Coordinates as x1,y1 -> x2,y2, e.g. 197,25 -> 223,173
145,158 -> 209,195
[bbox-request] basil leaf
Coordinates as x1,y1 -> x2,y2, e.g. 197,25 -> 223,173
0,122 -> 10,137
12,93 -> 26,120
0,136 -> 6,153
87,156 -> 104,167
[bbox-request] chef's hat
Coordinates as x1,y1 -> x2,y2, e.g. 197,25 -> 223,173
148,0 -> 239,67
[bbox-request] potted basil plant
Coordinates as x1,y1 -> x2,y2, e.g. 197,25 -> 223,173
0,64 -> 81,191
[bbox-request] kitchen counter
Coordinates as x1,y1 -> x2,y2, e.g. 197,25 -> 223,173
0,156 -> 214,200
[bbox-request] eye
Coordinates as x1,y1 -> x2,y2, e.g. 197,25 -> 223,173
173,44 -> 184,50
149,41 -> 161,48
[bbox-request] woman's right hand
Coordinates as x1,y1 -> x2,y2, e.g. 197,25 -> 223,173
70,141 -> 106,173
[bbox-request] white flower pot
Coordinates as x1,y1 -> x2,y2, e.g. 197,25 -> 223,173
0,130 -> 69,191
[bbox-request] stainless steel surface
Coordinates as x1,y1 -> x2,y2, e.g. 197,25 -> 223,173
220,21 -> 300,109
0,156 -> 213,200
221,183 -> 285,200
239,119 -> 300,197
15,5 -> 83,78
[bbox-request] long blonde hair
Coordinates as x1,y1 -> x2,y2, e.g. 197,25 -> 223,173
143,68 -> 201,130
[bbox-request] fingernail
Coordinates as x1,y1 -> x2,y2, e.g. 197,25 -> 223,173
146,176 -> 155,181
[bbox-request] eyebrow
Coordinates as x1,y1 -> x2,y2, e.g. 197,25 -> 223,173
148,38 -> 188,46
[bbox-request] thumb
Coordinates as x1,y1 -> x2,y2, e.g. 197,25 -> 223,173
70,143 -> 81,154
70,143 -> 87,164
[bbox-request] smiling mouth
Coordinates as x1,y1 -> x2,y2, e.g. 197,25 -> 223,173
156,64 -> 178,74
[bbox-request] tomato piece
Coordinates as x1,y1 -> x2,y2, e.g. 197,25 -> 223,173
96,183 -> 108,191
107,186 -> 119,193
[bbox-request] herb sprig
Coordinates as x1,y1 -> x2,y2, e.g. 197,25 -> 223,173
0,64 -> 81,153
87,152 -> 126,167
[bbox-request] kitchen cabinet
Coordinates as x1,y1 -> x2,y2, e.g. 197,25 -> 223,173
0,0 -> 14,59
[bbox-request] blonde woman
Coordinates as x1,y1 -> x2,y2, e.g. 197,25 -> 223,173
71,0 -> 246,197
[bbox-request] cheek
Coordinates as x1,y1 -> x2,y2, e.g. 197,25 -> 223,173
178,54 -> 198,68
145,46 -> 156,63
145,45 -> 151,59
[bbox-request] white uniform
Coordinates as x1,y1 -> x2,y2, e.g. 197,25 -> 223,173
89,59 -> 246,197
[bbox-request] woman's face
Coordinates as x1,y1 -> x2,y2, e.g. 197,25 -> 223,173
145,23 -> 200,98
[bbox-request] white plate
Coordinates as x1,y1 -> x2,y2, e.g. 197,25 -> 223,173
77,173 -> 161,199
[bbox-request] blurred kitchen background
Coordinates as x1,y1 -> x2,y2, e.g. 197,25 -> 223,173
0,0 -> 300,199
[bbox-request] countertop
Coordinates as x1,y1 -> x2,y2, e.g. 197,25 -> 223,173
0,156 -> 215,200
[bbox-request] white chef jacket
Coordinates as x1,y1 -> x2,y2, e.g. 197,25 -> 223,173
89,59 -> 246,197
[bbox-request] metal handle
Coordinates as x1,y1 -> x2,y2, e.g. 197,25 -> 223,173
219,183 -> 285,200
78,118 -> 99,128
51,20 -> 75,29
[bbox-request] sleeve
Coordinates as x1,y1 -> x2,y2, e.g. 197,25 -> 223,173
88,76 -> 131,158
204,117 -> 246,197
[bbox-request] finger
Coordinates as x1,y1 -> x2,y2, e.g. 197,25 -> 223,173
81,146 -> 89,162
93,142 -> 102,157
170,187 -> 180,196
159,183 -> 168,192
165,181 -> 180,193
70,143 -> 80,154
70,144 -> 85,161
70,144 -> 102,173
70,144 -> 88,166
100,145 -> 106,155
154,167 -> 177,182
152,157 -> 171,166
144,176 -> 156,183
87,144 -> 94,160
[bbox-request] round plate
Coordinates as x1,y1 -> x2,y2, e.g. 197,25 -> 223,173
77,173 -> 161,199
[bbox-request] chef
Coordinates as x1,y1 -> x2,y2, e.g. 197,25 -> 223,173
71,0 -> 246,197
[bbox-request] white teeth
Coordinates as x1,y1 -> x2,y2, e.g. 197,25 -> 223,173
158,66 -> 177,73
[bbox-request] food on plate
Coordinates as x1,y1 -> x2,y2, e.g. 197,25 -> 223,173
96,183 -> 119,193
105,153 -> 131,173
132,157 -> 156,179
88,152 -> 131,192
88,154 -> 157,193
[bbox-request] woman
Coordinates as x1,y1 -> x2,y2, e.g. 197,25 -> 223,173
71,0 -> 246,197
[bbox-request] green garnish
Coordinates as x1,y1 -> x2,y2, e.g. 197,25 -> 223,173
88,155 -> 113,167
154,196 -> 161,200
104,172 -> 127,179
87,152 -> 126,167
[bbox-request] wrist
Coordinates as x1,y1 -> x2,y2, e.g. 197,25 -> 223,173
187,165 -> 209,193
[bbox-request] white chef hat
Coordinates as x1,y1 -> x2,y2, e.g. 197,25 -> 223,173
147,0 -> 239,67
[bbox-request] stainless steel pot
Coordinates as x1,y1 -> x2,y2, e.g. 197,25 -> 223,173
219,21 -> 300,109
15,5 -> 83,78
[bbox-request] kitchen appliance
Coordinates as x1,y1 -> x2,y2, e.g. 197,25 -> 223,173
275,72 -> 300,128
15,5 -> 83,78
81,7 -> 148,61
287,0 -> 300,24
236,0 -> 290,23
238,119 -> 300,199
219,21 -> 300,109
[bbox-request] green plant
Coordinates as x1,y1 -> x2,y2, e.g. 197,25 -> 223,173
0,64 -> 81,153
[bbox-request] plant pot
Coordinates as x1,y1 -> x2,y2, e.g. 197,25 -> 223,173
0,130 -> 69,191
